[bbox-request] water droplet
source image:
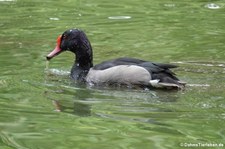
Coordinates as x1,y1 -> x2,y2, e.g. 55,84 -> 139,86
45,61 -> 49,70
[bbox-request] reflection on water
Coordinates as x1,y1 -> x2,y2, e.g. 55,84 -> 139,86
52,99 -> 92,116
1,0 -> 225,148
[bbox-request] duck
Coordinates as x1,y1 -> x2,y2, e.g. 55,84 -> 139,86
46,29 -> 186,89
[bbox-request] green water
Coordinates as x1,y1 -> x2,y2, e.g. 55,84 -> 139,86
0,0 -> 225,149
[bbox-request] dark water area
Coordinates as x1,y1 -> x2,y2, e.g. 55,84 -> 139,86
0,0 -> 225,148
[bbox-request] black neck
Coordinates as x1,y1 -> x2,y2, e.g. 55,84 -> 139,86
70,38 -> 93,81
75,52 -> 93,69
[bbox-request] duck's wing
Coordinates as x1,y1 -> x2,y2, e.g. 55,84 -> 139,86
94,57 -> 177,72
138,62 -> 180,83
92,57 -> 185,88
93,57 -> 146,70
93,57 -> 178,78
138,62 -> 177,73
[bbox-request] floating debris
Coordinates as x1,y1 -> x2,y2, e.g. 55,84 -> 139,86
49,17 -> 60,21
108,16 -> 131,20
205,3 -> 220,9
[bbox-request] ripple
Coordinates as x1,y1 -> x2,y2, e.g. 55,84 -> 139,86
108,16 -> 132,20
45,68 -> 70,76
0,79 -> 7,88
173,61 -> 225,68
187,84 -> 210,87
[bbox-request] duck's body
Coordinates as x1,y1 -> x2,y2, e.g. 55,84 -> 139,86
46,29 -> 186,89
87,63 -> 151,86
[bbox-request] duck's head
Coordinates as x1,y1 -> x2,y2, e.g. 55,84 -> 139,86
46,29 -> 92,61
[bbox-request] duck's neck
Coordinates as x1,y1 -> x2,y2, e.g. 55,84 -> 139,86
70,38 -> 93,81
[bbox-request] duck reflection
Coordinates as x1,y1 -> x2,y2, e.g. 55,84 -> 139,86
52,99 -> 91,116
46,85 -> 93,116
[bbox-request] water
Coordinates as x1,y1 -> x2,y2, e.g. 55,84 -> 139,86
0,0 -> 225,148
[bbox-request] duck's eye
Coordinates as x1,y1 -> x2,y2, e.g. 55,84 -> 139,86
62,35 -> 67,40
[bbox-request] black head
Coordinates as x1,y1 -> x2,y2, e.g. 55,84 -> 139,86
46,29 -> 92,61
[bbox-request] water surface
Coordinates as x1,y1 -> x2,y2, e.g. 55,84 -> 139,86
0,0 -> 225,149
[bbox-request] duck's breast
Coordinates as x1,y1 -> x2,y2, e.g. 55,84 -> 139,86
86,65 -> 151,85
